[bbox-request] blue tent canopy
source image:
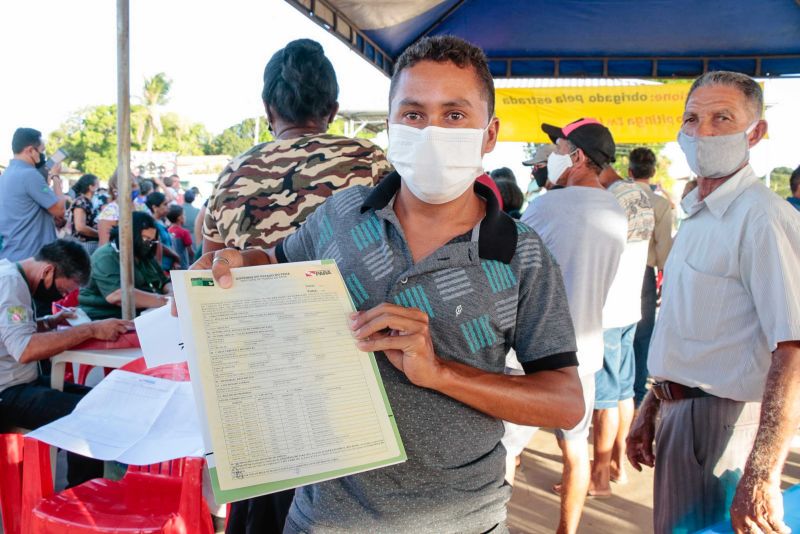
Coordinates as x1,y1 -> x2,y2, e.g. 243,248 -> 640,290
285,0 -> 800,78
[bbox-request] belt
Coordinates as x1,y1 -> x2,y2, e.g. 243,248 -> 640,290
652,381 -> 713,401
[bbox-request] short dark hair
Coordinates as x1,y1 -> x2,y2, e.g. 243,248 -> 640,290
146,191 -> 166,211
791,165 -> 800,195
111,211 -> 157,255
629,148 -> 657,179
390,36 -> 495,118
166,204 -> 184,224
73,174 -> 99,195
565,139 -> 603,175
494,179 -> 524,214
490,167 -> 516,183
183,189 -> 196,204
12,128 -> 42,154
687,71 -> 763,119
262,39 -> 338,125
35,239 -> 91,286
139,179 -> 154,196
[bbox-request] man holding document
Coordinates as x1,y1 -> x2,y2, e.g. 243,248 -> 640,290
195,36 -> 583,533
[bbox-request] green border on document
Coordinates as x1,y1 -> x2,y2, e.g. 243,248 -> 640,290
209,258 -> 406,503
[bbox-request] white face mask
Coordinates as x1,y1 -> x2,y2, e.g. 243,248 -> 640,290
546,151 -> 574,185
387,123 -> 486,204
677,122 -> 757,179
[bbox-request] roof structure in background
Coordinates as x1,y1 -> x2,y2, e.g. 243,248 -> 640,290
285,0 -> 800,78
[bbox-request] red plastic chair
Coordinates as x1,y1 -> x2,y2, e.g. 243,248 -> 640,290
69,331 -> 143,386
119,357 -> 190,382
0,433 -> 24,534
20,359 -> 211,534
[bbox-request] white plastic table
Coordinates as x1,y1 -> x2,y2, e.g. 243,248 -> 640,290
50,348 -> 143,391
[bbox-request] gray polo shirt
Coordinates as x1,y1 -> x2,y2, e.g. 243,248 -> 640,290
277,172 -> 577,533
0,260 -> 38,392
0,159 -> 59,261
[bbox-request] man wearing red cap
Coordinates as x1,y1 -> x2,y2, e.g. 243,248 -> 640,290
521,118 -> 627,534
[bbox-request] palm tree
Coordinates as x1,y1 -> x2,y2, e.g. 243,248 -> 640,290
138,72 -> 172,152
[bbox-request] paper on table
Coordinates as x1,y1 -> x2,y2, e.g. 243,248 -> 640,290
28,370 -> 203,464
172,261 -> 405,503
134,301 -> 187,368
65,307 -> 91,327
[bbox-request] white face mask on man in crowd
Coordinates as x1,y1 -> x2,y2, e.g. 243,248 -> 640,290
677,122 -> 758,179
387,123 -> 489,204
546,151 -> 575,185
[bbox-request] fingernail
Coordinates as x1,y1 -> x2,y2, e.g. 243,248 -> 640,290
220,275 -> 232,287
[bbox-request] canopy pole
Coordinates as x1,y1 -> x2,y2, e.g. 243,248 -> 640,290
117,0 -> 135,320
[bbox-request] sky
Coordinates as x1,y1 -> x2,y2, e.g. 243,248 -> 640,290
0,0 -> 390,162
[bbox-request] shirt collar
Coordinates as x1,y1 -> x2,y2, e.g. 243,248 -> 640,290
680,165 -> 758,220
361,171 -> 518,263
7,158 -> 33,170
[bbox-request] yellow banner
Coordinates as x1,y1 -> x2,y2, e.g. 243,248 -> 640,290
495,83 -> 692,144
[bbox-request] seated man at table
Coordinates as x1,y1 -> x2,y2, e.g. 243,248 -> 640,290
79,211 -> 173,319
0,239 -> 132,487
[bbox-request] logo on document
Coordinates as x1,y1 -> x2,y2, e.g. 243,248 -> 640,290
190,278 -> 215,287
305,269 -> 332,277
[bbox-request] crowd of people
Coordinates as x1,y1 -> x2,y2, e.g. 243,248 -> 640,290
0,34 -> 799,534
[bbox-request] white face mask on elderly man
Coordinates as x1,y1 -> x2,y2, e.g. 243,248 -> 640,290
386,123 -> 487,204
677,122 -> 757,179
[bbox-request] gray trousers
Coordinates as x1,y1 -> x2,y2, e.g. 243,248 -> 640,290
654,396 -> 761,534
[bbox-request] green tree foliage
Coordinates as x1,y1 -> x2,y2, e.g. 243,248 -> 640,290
208,117 -> 272,157
139,73 -> 172,152
768,167 -> 793,199
47,105 -> 119,179
206,116 -> 380,157
47,104 -> 212,178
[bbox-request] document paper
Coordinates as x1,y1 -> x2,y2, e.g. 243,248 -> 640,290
134,301 -> 187,368
28,370 -> 204,464
172,261 -> 405,502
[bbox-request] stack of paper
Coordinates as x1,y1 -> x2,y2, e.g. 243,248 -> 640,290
29,370 -> 203,465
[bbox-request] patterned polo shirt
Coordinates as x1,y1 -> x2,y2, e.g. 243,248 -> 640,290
277,171 -> 578,534
608,179 -> 654,243
204,133 -> 392,250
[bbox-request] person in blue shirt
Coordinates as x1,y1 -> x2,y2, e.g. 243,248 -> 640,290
0,128 -> 67,262
144,191 -> 180,271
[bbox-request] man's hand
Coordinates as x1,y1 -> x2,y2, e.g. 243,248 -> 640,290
626,394 -> 659,471
106,288 -> 123,305
170,248 -> 248,316
350,303 -> 442,389
89,319 -> 133,341
50,170 -> 63,191
48,309 -> 76,328
730,474 -> 789,534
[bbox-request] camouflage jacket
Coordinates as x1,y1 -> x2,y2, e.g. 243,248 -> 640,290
204,134 -> 392,250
